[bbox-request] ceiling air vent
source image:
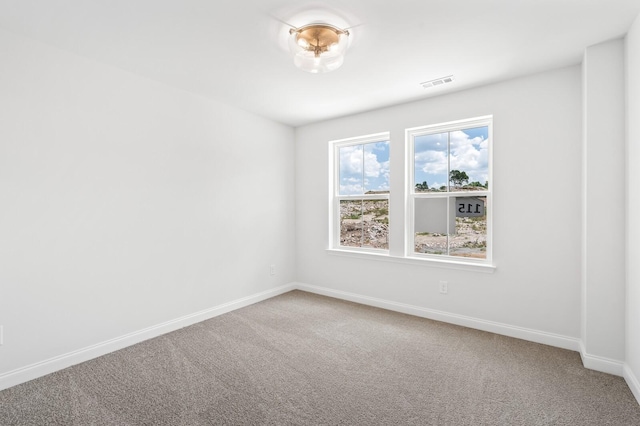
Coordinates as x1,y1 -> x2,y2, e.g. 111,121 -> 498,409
421,75 -> 454,89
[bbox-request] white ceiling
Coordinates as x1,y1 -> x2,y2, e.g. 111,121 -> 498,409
1,0 -> 639,127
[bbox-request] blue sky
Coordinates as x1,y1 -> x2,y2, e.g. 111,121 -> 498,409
414,126 -> 489,190
339,141 -> 390,195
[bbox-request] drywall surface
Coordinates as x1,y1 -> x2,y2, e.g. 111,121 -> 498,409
582,39 -> 626,363
0,28 -> 295,376
626,14 -> 640,394
295,66 -> 582,341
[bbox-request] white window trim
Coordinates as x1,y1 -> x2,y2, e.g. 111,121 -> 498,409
326,117 -> 495,272
326,248 -> 496,273
328,132 -> 390,252
406,115 -> 493,265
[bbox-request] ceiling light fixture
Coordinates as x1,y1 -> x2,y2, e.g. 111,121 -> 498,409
288,23 -> 350,73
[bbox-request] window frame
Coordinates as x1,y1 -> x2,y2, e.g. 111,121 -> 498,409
328,132 -> 390,253
406,116 -> 493,264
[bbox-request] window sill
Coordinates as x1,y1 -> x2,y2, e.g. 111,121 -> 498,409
326,248 -> 496,273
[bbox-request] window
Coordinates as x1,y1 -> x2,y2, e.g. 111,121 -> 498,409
328,116 -> 492,269
330,133 -> 390,251
408,116 -> 492,262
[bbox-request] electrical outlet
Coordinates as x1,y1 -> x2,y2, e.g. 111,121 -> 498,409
439,281 -> 448,294
270,264 -> 276,276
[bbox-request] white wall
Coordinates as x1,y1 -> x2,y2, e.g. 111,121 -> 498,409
581,39 -> 626,369
295,67 -> 583,344
626,14 -> 640,402
0,28 -> 295,382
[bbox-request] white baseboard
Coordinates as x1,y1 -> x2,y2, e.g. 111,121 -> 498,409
0,283 -> 296,392
578,342 -> 625,376
297,283 -> 633,382
2,281 -> 630,394
624,364 -> 640,405
294,282 -> 581,352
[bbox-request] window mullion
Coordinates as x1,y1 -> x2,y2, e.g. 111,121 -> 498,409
362,141 -> 366,194
446,194 -> 450,256
447,131 -> 451,193
360,199 -> 364,247
447,131 -> 451,255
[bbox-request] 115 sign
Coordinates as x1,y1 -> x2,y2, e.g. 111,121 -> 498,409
456,197 -> 485,218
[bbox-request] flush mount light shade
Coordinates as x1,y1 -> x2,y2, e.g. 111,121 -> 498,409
289,24 -> 349,73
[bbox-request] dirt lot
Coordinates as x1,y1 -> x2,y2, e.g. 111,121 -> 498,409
340,200 -> 389,249
415,216 -> 486,259
340,200 -> 486,258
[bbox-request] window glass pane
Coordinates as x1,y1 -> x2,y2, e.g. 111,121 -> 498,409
450,196 -> 487,259
340,199 -> 389,249
414,197 -> 450,255
340,200 -> 363,247
363,199 -> 389,249
363,141 -> 390,193
339,145 -> 363,195
449,126 -> 489,192
414,132 -> 448,192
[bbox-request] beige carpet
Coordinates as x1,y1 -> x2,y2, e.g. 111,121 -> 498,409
1,290 -> 639,425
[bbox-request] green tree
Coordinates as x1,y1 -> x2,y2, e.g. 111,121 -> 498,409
415,181 -> 429,191
468,181 -> 487,189
449,170 -> 469,187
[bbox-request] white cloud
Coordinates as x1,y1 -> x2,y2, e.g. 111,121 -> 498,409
340,145 -> 363,175
340,183 -> 364,194
450,144 -> 480,170
416,150 -> 447,175
340,144 -> 390,192
371,142 -> 389,152
380,160 -> 390,185
364,151 -> 382,178
450,132 -> 488,183
414,129 -> 489,186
